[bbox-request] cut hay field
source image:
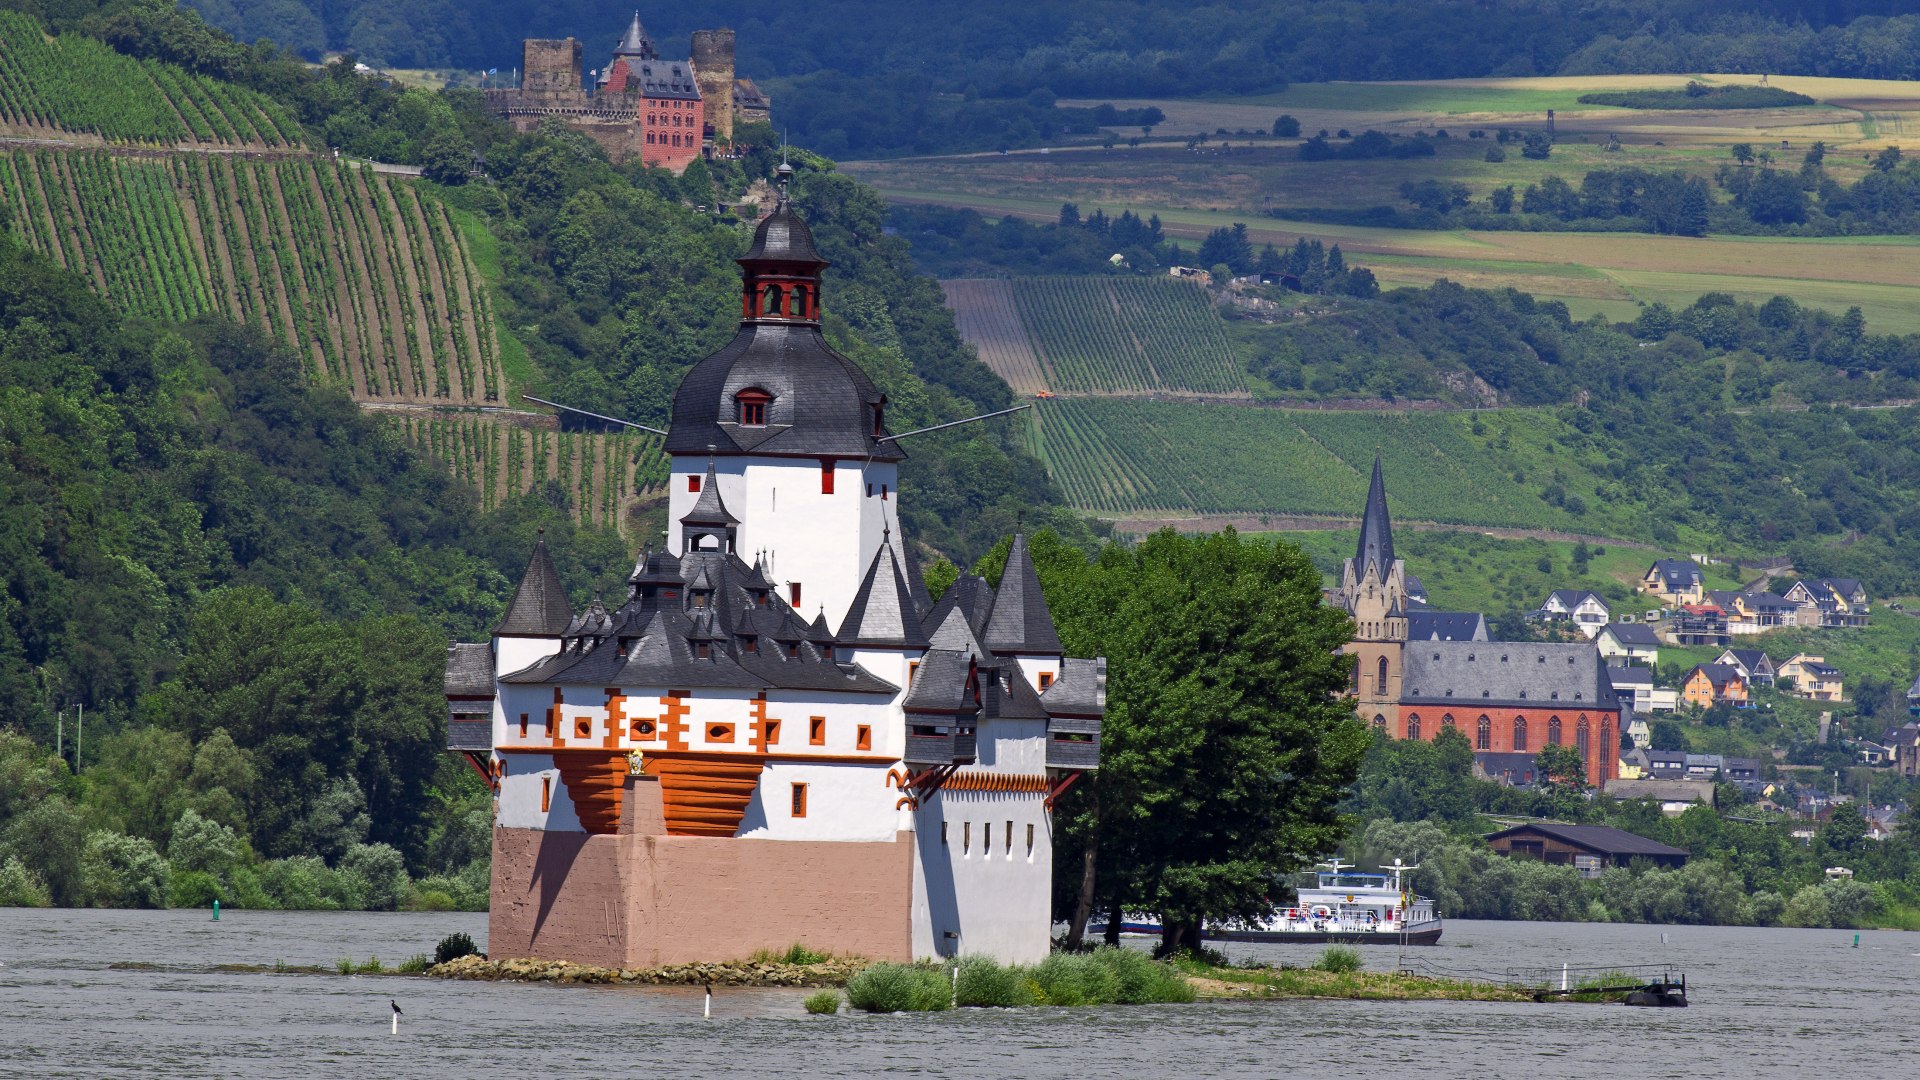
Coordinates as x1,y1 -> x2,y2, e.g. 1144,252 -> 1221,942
1024,398 -> 1665,540
0,149 -> 508,404
943,276 -> 1245,395
0,12 -> 300,148
393,414 -> 668,537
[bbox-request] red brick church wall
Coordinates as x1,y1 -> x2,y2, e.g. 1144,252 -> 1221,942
1394,706 -> 1618,785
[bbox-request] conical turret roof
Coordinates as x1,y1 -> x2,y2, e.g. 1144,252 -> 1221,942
838,537 -> 931,649
1355,455 -> 1395,581
983,534 -> 1062,656
681,460 -> 738,526
613,11 -> 656,58
494,536 -> 574,637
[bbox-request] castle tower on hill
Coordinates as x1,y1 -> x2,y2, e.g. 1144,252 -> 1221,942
445,178 -> 1105,967
487,10 -> 770,172
1333,459 -> 1623,787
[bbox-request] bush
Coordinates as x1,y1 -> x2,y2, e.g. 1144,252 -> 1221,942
397,954 -> 433,973
1316,945 -> 1363,973
803,990 -> 841,1014
955,955 -> 1036,1007
78,831 -> 170,908
168,869 -> 227,909
0,856 -> 51,907
340,843 -> 407,911
782,943 -> 829,964
1483,145 -> 1506,163
1094,948 -> 1195,1004
1032,952 -> 1122,1006
435,931 -> 479,965
168,810 -> 241,876
845,962 -> 953,1012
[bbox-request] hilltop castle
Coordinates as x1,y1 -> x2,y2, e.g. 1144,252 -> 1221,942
487,11 -> 771,171
1337,458 -> 1623,786
445,174 -> 1103,966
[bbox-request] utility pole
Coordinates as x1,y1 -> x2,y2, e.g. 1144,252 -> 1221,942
75,702 -> 82,774
55,709 -> 63,763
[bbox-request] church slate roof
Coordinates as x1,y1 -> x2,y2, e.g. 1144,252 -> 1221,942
1401,641 -> 1618,711
493,538 -> 574,637
1353,455 -> 1395,582
445,643 -> 495,697
742,192 -> 825,265
613,11 -> 657,57
664,322 -> 903,461
839,539 -> 931,649
983,534 -> 1063,656
1406,611 -> 1487,642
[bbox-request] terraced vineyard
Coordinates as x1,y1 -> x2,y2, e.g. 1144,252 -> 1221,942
1028,398 -> 1635,533
984,276 -> 1245,395
0,12 -> 300,147
939,279 -> 1049,395
394,415 -> 671,536
0,149 -> 505,404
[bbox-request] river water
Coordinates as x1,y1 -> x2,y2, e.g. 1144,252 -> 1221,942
2,908 -> 1914,1078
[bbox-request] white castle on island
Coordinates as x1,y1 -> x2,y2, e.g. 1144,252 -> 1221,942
444,171 -> 1104,967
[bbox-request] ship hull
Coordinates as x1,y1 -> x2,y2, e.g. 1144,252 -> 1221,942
1206,924 -> 1443,946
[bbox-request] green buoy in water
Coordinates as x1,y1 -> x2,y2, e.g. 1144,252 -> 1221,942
212,899 -> 220,922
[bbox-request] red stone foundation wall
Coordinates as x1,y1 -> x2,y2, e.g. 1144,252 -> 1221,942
490,824 -> 916,967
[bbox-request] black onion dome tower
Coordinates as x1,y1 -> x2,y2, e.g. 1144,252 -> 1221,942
666,165 -> 903,463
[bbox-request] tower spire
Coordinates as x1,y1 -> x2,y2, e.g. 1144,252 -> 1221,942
1355,454 -> 1395,582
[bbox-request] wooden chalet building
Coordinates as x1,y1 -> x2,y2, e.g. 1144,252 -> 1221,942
1486,822 -> 1688,876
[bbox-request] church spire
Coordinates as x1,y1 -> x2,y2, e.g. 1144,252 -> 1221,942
613,10 -> 657,59
680,455 -> 738,554
1355,454 -> 1395,582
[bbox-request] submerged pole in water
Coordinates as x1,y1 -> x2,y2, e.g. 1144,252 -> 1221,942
704,983 -> 712,1019
1561,963 -> 1568,992
390,999 -> 402,1034
211,900 -> 220,922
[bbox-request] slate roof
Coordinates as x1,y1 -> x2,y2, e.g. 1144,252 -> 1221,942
1741,591 -> 1796,612
1400,642 -> 1618,710
1719,648 -> 1774,675
901,649 -> 978,713
925,602 -> 986,656
1607,666 -> 1654,688
991,663 -> 1050,721
612,11 -> 657,58
732,78 -> 769,110
924,574 -> 996,640
982,534 -> 1063,656
1689,663 -> 1742,690
838,538 -> 931,649
1041,657 -> 1107,716
681,460 -> 738,526
445,643 -> 495,697
1647,559 -> 1702,589
1404,574 -> 1428,603
665,322 -> 900,461
493,538 -> 574,637
1353,455 -> 1395,582
1599,623 -> 1660,646
742,188 -> 826,265
501,547 -> 894,694
1484,822 -> 1688,859
1406,610 -> 1487,641
1546,589 -> 1605,610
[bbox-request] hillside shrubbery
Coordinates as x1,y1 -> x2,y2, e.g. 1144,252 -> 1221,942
1577,82 -> 1816,110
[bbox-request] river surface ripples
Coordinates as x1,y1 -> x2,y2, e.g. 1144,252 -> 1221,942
2,908 -> 1915,1078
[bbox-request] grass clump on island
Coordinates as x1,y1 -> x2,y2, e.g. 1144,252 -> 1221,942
844,948 -> 1195,1012
1171,946 -> 1529,1003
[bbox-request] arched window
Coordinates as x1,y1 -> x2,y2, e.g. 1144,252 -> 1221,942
735,387 -> 772,426
1376,656 -> 1389,697
1372,714 -> 1387,733
1406,714 -> 1421,740
1576,716 -> 1591,763
1441,714 -> 1455,731
789,285 -> 809,319
760,283 -> 785,316
1601,720 -> 1615,764
1547,716 -> 1562,746
1513,716 -> 1528,752
1476,715 -> 1491,750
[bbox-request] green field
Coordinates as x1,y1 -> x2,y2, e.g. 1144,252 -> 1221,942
394,414 -> 667,537
0,12 -> 300,147
1004,276 -> 1244,393
1025,399 -> 1673,537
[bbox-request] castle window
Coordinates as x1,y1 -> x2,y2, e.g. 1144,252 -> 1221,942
790,582 -> 802,607
809,716 -> 825,745
763,719 -> 780,745
688,473 -> 701,492
1513,716 -> 1528,751
791,783 -> 807,818
872,403 -> 885,437
983,821 -> 993,855
540,776 -> 551,812
519,713 -> 528,739
821,458 -> 835,494
942,821 -> 949,845
707,723 -> 734,742
741,635 -> 757,652
632,718 -> 655,738
963,822 -> 972,855
1039,671 -> 1053,690
576,718 -> 591,739
1376,656 -> 1389,696
736,387 -> 772,425
909,661 -> 920,684
1476,715 -> 1491,750
646,133 -> 655,144
791,285 -> 809,319
787,643 -> 799,659
856,725 -> 872,751
1006,821 -> 1014,855
695,642 -> 711,659
1026,823 -> 1035,858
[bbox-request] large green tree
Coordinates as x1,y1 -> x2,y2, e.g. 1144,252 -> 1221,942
1016,529 -> 1367,953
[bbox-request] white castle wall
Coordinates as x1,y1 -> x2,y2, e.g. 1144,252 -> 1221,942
911,787 -> 1053,964
497,753 -> 582,831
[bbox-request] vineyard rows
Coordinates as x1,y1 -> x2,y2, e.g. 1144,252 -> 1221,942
0,149 -> 505,405
1028,399 -> 1606,531
395,415 -> 670,535
1008,276 -> 1246,395
0,13 -> 300,147
939,279 -> 1049,395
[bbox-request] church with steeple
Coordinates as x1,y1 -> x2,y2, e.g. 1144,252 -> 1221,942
1335,458 -> 1623,786
444,173 -> 1103,967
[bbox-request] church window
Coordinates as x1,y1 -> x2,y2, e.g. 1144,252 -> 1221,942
1476,715 -> 1491,750
1376,656 -> 1389,696
856,725 -> 872,751
791,783 -> 808,818
1441,714 -> 1455,731
1372,714 -> 1386,732
789,582 -> 802,607
759,282 -> 784,316
688,473 -> 701,492
821,458 -> 835,494
809,716 -> 826,745
707,723 -> 734,742
736,387 -> 772,425
1576,717 -> 1591,761
791,285 -> 809,318
540,776 -> 551,812
1407,715 -> 1421,740
1513,716 -> 1528,751
1548,716 -> 1562,745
